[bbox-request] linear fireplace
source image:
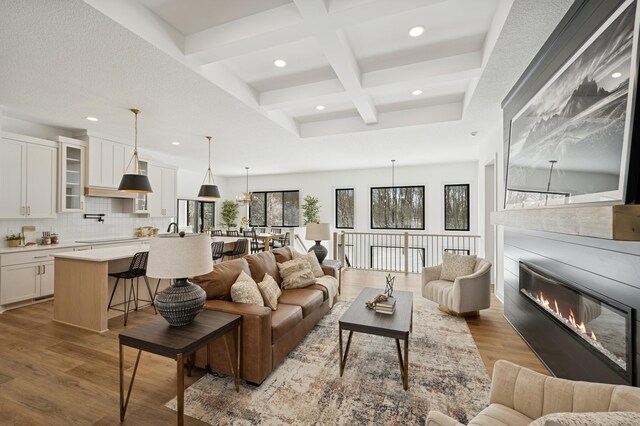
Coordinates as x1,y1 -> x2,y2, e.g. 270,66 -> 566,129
519,261 -> 634,384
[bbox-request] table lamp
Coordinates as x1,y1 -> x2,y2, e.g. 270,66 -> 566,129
147,233 -> 212,326
305,223 -> 330,263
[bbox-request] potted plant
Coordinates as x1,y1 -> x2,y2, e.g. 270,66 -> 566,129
5,234 -> 22,247
302,195 -> 321,225
221,200 -> 239,230
239,216 -> 249,233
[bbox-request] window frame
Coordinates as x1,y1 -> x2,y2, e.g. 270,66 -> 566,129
249,190 -> 300,227
335,188 -> 355,229
370,185 -> 425,230
444,183 -> 470,232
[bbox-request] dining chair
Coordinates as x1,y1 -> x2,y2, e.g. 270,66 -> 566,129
244,229 -> 264,254
226,230 -> 239,237
211,230 -> 223,236
211,241 -> 225,264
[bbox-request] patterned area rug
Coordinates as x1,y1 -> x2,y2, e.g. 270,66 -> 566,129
166,299 -> 490,425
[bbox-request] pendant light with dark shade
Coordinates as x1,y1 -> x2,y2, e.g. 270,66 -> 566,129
198,136 -> 221,198
118,109 -> 153,193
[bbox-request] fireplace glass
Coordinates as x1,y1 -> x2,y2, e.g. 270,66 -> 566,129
519,262 -> 630,375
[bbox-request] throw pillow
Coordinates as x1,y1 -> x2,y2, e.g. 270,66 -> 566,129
529,411 -> 640,426
292,249 -> 324,278
230,271 -> 264,307
256,273 -> 281,310
277,257 -> 315,289
440,252 -> 477,281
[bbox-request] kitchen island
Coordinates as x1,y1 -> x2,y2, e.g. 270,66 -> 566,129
52,237 -> 242,333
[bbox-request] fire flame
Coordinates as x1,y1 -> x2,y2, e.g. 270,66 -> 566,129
536,291 -> 597,343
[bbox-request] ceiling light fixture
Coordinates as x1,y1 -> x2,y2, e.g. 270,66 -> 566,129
236,167 -> 252,204
197,136 -> 221,199
316,105 -> 325,111
86,116 -> 99,122
612,72 -> 622,78
118,109 -> 153,193
409,26 -> 424,37
172,141 -> 180,146
273,59 -> 287,68
470,131 -> 479,137
412,89 -> 423,96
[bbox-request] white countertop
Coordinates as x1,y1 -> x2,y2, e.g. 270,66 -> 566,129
0,237 -> 149,255
52,243 -> 151,262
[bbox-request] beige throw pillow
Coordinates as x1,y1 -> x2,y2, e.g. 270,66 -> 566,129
292,250 -> 324,278
257,273 -> 281,310
277,257 -> 315,289
440,252 -> 477,281
230,271 -> 264,307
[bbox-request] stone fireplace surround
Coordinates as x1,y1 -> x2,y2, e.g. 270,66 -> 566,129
502,227 -> 639,386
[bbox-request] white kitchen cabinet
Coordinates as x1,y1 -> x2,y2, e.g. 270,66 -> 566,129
58,137 -> 87,212
0,133 -> 57,219
146,164 -> 177,218
79,132 -> 133,189
0,264 -> 39,304
39,261 -> 55,296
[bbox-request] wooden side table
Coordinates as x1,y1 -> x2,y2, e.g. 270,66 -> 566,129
119,310 -> 241,425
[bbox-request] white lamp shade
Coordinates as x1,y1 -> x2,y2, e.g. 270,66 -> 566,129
146,234 -> 212,279
305,223 -> 330,241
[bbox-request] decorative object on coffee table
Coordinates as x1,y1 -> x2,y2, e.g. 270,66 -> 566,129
305,222 -> 330,263
384,273 -> 395,297
146,234 -> 212,326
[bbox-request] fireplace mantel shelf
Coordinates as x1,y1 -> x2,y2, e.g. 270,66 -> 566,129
491,204 -> 640,241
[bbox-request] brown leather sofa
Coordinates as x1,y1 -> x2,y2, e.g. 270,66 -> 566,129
191,247 -> 339,385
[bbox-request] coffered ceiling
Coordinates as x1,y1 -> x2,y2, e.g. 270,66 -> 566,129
86,0 -> 503,138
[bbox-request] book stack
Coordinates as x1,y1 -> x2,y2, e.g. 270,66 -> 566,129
375,297 -> 396,315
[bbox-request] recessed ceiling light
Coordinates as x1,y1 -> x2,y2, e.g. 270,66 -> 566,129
85,116 -> 99,122
409,26 -> 424,37
612,72 -> 622,78
273,59 -> 287,68
316,105 -> 325,111
470,131 -> 479,137
412,89 -> 423,96
172,141 -> 180,146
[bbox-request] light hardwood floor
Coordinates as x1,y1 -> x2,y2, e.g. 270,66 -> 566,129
0,269 -> 546,425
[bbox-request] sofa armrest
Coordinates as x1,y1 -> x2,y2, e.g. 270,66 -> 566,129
203,300 -> 273,384
530,411 -> 640,426
426,411 -> 464,426
321,260 -> 340,278
421,265 -> 442,297
452,264 -> 491,312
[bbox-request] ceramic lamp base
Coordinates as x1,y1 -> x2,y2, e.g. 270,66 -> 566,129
155,278 -> 206,326
309,241 -> 328,263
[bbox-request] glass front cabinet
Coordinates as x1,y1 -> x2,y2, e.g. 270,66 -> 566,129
58,137 -> 87,212
134,160 -> 149,213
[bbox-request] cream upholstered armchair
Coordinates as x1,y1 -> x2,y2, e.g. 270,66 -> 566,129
421,256 -> 491,316
427,360 -> 640,426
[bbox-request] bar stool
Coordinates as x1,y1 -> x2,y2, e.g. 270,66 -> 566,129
211,241 -> 225,264
223,239 -> 248,260
107,251 -> 156,326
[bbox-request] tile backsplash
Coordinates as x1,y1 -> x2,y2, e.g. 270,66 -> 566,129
0,197 -> 173,244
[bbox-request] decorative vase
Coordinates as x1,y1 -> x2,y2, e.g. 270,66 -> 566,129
309,241 -> 328,263
155,278 -> 206,326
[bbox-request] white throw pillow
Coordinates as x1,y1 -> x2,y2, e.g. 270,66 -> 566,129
292,249 -> 324,278
230,271 -> 264,307
277,257 -> 315,289
440,252 -> 477,281
257,273 -> 281,311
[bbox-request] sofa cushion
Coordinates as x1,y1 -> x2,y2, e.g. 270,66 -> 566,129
278,257 -> 315,289
468,403 -> 532,426
230,271 -> 264,307
271,304 -> 302,342
246,251 -> 282,286
292,250 -> 324,278
191,258 -> 250,300
257,273 -> 281,311
272,246 -> 292,264
440,252 -> 477,281
424,280 -> 454,308
279,288 -> 324,317
529,411 -> 640,426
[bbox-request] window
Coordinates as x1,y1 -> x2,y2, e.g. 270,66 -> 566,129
444,184 -> 470,231
335,188 -> 354,229
250,190 -> 300,227
177,199 -> 215,233
370,186 -> 424,230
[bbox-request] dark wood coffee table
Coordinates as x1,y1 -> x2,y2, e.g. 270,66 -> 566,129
119,310 -> 241,425
339,287 -> 413,390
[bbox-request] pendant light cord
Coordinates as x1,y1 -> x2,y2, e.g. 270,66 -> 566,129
202,136 -> 216,186
124,109 -> 141,175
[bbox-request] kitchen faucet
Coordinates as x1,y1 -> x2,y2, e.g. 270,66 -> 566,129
167,222 -> 179,233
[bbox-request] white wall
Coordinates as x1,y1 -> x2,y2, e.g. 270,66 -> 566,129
3,116 -> 74,139
222,162 -> 479,234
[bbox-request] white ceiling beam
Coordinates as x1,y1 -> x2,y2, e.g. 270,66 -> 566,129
300,101 -> 463,137
260,79 -> 345,109
293,0 -> 378,124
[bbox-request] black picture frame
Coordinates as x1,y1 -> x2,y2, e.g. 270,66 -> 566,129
444,184 -> 470,231
335,188 -> 354,229
370,185 -> 425,230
